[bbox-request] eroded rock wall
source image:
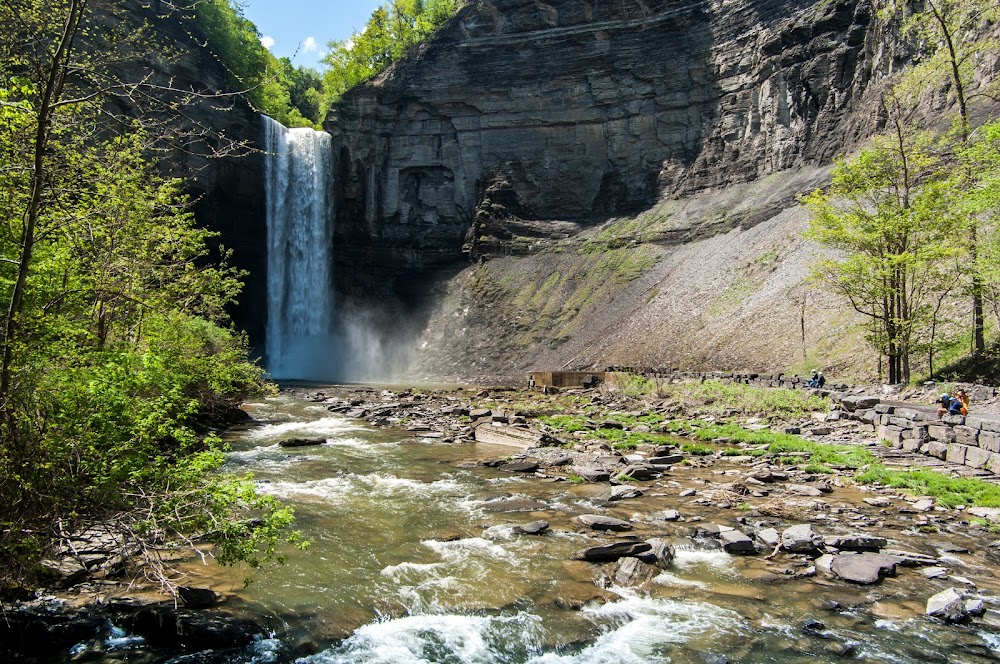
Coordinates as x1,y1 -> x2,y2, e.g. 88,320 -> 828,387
326,0 -> 895,295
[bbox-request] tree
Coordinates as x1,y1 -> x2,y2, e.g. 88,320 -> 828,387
321,0 -> 463,106
884,0 -> 1000,353
0,0 -> 299,591
804,113 -> 963,383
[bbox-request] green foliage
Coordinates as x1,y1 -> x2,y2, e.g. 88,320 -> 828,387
568,473 -> 586,484
804,462 -> 836,474
322,0 -> 463,106
539,414 -> 590,432
0,0 -> 296,590
856,465 -> 1000,508
693,424 -> 874,467
660,380 -> 830,420
193,0 -> 324,126
680,443 -> 714,456
803,124 -> 964,383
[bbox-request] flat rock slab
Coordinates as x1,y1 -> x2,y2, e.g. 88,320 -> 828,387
480,498 -> 549,513
577,514 -> 633,531
499,461 -> 540,473
475,425 -> 543,450
830,554 -> 897,585
279,438 -> 326,448
824,535 -> 887,551
574,541 -> 652,563
604,485 -> 644,501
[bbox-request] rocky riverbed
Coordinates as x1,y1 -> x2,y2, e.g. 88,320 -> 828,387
309,383 -> 1000,627
5,381 -> 1000,662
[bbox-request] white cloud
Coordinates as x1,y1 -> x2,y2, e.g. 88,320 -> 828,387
303,36 -> 318,53
260,35 -> 275,49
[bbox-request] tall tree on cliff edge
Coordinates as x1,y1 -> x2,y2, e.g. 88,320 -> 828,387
882,0 -> 1000,355
321,0 -> 463,105
0,0 -> 300,590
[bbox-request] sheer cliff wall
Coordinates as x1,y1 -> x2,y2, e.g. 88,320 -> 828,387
326,0 -> 894,290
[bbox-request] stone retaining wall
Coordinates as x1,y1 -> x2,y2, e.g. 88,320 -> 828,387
613,367 -> 1000,476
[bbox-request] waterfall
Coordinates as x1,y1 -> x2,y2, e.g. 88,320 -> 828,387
262,116 -> 335,380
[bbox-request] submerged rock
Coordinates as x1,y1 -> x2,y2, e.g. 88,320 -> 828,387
279,437 -> 326,448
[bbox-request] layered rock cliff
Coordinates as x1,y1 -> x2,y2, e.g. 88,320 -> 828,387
323,0 -> 907,379
327,0 -> 893,276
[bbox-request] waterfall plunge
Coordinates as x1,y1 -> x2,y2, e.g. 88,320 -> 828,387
262,116 -> 335,380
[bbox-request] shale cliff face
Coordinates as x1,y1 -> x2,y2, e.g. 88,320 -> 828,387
327,0 -> 893,287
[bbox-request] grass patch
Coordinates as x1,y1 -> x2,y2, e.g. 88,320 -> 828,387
568,474 -> 586,484
661,380 -> 830,420
695,423 -> 873,468
681,443 -> 714,456
855,465 -> 1000,508
804,462 -> 835,474
594,428 -> 675,449
540,414 -> 590,432
607,412 -> 665,427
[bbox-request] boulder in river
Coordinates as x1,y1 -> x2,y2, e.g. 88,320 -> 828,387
577,514 -> 633,531
781,524 -> 822,553
642,538 -> 676,568
830,554 -> 897,585
720,530 -> 757,555
279,437 -> 326,448
926,587 -> 969,623
574,541 -> 652,563
613,557 -> 660,587
516,520 -> 550,535
603,485 -> 644,502
572,466 -> 612,482
178,587 -> 219,609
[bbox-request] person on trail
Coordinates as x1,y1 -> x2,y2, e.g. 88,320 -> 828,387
807,371 -> 826,389
956,388 -> 970,416
937,393 -> 964,420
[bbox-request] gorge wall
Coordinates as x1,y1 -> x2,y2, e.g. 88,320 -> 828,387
323,0 -> 904,380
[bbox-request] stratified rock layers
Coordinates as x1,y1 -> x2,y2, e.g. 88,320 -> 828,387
326,0 -> 891,290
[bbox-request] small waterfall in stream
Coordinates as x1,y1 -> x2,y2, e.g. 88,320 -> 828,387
262,115 -> 335,380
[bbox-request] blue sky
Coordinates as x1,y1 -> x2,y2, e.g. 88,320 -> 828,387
242,1 -> 384,70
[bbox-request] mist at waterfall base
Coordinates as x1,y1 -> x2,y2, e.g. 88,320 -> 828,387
263,116 -> 414,383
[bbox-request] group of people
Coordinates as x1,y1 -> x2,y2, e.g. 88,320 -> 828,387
807,370 -> 826,388
937,389 -> 970,419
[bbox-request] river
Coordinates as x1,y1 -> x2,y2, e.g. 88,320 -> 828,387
147,390 -> 995,664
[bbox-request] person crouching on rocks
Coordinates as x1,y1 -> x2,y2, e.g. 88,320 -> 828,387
937,393 -> 964,420
956,388 -> 970,416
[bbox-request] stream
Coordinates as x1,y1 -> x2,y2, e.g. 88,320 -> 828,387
91,391 -> 1000,663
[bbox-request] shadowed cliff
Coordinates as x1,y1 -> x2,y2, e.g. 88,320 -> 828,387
322,0 -> 904,380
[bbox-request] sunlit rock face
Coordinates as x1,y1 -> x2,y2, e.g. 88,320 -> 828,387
325,0 -> 893,288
